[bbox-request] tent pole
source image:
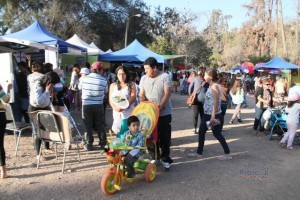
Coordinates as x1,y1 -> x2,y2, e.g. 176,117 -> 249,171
56,45 -> 59,69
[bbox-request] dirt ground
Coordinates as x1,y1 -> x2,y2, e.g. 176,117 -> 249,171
1,93 -> 300,200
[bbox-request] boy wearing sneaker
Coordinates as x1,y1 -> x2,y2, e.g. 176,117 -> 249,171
121,116 -> 144,178
140,57 -> 173,170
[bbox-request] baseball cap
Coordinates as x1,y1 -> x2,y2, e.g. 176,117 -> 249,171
288,85 -> 300,101
53,68 -> 64,76
80,68 -> 90,75
91,61 -> 104,70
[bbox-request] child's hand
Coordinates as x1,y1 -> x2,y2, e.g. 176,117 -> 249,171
121,156 -> 125,162
46,83 -> 54,92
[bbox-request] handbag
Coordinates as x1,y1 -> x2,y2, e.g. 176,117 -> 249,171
186,93 -> 196,105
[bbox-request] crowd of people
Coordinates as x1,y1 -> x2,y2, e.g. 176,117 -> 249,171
0,57 -> 299,179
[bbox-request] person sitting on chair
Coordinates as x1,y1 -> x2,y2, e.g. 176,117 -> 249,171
120,115 -> 144,178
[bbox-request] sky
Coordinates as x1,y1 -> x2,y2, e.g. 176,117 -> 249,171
143,0 -> 297,30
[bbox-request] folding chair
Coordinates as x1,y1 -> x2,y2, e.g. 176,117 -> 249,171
2,101 -> 32,156
35,110 -> 81,173
267,109 -> 287,140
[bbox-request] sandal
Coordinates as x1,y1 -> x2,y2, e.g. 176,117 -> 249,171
278,142 -> 286,148
187,153 -> 202,159
218,154 -> 232,160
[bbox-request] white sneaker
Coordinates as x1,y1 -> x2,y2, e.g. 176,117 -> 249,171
160,159 -> 171,170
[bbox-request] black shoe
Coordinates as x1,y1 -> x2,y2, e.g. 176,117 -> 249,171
162,157 -> 173,164
237,119 -> 243,123
229,120 -> 234,124
84,145 -> 93,151
194,129 -> 197,134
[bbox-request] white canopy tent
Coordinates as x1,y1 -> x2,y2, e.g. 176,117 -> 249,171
66,34 -> 104,55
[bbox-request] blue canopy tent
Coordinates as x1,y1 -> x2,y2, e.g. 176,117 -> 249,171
5,21 -> 86,54
254,56 -> 299,70
99,39 -> 166,63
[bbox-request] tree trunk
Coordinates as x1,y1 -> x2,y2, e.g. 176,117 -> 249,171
297,0 -> 300,61
273,0 -> 278,56
266,0 -> 273,55
278,0 -> 287,57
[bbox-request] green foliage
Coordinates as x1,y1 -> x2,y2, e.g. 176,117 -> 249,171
147,37 -> 173,55
186,37 -> 212,67
0,20 -> 8,35
247,55 -> 271,65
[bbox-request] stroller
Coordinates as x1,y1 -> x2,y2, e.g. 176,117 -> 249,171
58,98 -> 84,144
101,101 -> 159,195
266,104 -> 288,140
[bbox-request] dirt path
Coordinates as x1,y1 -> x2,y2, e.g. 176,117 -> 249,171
1,93 -> 299,200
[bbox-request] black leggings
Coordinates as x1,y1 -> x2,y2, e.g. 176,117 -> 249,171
197,113 -> 230,155
0,112 -> 6,166
192,102 -> 204,130
28,105 -> 50,155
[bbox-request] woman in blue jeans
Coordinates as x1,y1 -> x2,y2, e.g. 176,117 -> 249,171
196,68 -> 231,160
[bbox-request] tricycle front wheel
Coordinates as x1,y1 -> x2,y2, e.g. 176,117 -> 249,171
101,172 -> 122,195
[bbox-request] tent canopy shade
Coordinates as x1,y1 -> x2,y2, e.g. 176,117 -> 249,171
99,39 -> 166,63
254,56 -> 298,70
5,21 -> 86,54
66,34 -> 104,55
163,55 -> 186,60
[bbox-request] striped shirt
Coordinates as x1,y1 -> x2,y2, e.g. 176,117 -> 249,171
80,73 -> 108,105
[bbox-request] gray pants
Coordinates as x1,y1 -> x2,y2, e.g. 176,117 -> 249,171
82,104 -> 106,146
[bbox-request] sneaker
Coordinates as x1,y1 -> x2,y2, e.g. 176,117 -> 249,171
99,141 -> 107,149
237,119 -> 243,123
229,120 -> 234,124
194,129 -> 197,134
286,146 -> 295,150
160,159 -> 171,170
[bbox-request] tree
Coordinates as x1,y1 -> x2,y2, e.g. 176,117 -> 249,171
0,0 -> 153,51
186,37 -> 212,67
147,36 -> 173,55
241,0 -> 274,57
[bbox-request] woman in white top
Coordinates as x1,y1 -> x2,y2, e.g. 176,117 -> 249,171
69,64 -> 81,110
229,79 -> 244,124
279,86 -> 300,150
109,66 -> 137,134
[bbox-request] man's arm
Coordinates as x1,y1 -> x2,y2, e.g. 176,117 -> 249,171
159,75 -> 172,110
159,86 -> 171,110
139,77 -> 146,102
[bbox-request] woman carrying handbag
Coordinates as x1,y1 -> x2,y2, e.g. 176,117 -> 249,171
188,70 -> 207,134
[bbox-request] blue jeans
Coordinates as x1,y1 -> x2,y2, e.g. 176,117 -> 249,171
254,106 -> 266,131
197,113 -> 230,155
